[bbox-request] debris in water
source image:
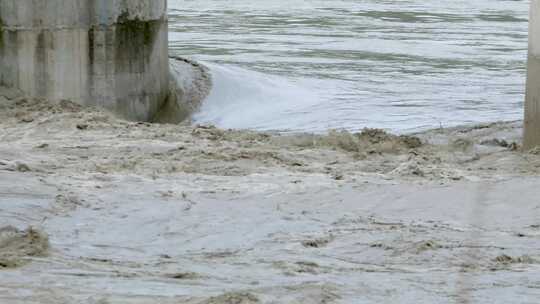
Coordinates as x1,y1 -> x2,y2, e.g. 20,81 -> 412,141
480,138 -> 509,148
201,292 -> 260,304
0,226 -> 49,268
165,272 -> 200,280
416,240 -> 442,253
35,143 -> 49,149
494,254 -> 536,265
77,123 -> 89,130
302,237 -> 332,248
15,162 -> 31,172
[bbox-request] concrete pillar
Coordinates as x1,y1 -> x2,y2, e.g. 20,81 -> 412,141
525,0 -> 540,149
0,0 -> 169,121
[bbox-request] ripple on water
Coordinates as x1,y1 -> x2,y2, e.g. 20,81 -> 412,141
168,0 -> 528,133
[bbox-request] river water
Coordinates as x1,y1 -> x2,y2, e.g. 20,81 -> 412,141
168,0 -> 529,133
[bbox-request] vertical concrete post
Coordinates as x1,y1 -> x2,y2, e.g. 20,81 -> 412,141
0,0 -> 169,121
525,0 -> 540,149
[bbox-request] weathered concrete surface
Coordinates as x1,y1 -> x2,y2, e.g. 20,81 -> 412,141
524,0 -> 540,149
0,0 -> 169,121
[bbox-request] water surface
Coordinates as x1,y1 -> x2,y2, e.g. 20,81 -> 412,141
168,0 -> 529,133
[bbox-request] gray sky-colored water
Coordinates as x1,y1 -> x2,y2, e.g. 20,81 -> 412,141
169,0 -> 529,133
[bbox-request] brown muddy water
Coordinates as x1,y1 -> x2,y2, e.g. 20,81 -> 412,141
1,90 -> 540,303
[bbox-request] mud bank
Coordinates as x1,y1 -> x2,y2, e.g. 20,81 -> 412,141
0,91 -> 540,303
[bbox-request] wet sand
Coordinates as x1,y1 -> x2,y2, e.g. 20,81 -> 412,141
1,88 -> 540,303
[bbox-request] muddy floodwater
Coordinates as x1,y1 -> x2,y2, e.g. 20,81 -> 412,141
1,89 -> 540,303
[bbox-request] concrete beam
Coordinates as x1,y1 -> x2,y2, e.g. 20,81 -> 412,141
525,0 -> 540,149
0,0 -> 169,121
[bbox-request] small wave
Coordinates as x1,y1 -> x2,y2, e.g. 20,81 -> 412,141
153,57 -> 212,124
192,63 -> 321,131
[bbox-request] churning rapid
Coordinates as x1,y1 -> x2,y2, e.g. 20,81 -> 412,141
168,0 -> 529,133
3,2 -> 540,302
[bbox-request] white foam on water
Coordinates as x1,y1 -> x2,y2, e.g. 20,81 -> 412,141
169,0 -> 528,134
192,63 -> 322,132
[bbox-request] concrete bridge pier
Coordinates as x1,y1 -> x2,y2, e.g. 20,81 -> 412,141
525,0 -> 540,149
0,0 -> 169,121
